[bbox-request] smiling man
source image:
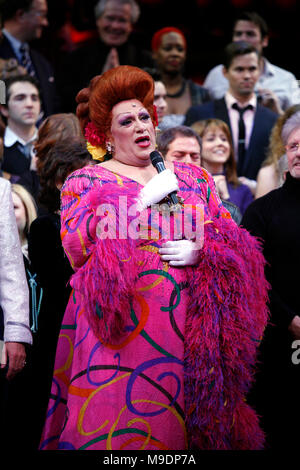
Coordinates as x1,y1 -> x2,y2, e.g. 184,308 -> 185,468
0,74 -> 40,179
185,42 -> 277,183
61,0 -> 153,112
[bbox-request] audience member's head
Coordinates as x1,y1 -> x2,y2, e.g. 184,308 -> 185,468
192,118 -> 240,186
144,68 -> 167,124
94,0 -> 140,47
34,113 -> 87,211
1,0 -> 48,42
222,41 -> 260,100
35,112 -> 84,168
11,183 -> 37,243
37,140 -> 92,212
151,27 -> 187,77
0,74 -> 41,129
232,11 -> 269,54
157,125 -> 201,165
263,104 -> 300,168
281,111 -> 300,179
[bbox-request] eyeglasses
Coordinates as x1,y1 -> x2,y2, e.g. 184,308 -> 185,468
285,142 -> 300,153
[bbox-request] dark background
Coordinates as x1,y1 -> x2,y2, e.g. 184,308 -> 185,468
35,0 -> 300,85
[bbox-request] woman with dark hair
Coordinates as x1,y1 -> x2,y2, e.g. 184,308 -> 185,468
40,65 -> 269,451
192,118 -> 253,215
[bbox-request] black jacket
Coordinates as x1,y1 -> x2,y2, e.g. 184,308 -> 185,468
0,34 -> 60,116
184,97 -> 277,180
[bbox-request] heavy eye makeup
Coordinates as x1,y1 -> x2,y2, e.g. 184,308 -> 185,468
119,111 -> 150,126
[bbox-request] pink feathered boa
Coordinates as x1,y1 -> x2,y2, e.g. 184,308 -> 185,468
70,186 -> 269,449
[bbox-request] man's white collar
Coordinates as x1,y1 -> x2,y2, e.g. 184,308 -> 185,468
4,126 -> 38,147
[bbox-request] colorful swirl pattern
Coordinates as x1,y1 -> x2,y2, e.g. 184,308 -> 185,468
40,162 -> 229,450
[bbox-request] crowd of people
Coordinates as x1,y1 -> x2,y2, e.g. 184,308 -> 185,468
0,0 -> 299,452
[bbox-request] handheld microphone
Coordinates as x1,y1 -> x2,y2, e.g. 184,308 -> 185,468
150,150 -> 179,206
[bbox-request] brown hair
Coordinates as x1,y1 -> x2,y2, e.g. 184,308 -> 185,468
37,140 -> 92,212
35,113 -> 84,174
76,65 -> 155,142
191,118 -> 240,187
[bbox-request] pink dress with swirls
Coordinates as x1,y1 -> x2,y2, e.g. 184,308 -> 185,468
40,162 -> 268,451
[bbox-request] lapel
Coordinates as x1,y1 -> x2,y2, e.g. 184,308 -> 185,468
214,98 -> 232,133
241,107 -> 262,176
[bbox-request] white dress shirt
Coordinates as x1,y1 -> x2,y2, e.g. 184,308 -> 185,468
224,92 -> 257,160
204,58 -> 300,111
4,126 -> 38,158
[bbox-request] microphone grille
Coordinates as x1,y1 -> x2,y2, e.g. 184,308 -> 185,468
150,150 -> 164,167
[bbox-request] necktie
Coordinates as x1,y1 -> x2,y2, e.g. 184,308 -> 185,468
232,103 -> 253,175
19,44 -> 36,77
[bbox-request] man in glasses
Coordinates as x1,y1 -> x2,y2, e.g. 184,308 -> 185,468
241,111 -> 300,449
0,0 -> 60,117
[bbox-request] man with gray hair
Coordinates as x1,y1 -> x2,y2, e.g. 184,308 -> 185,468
241,110 -> 300,449
61,0 -> 153,112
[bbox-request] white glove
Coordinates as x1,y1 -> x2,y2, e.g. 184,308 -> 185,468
159,240 -> 200,267
136,169 -> 179,211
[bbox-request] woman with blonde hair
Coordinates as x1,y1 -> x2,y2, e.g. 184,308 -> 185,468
11,183 -> 37,259
256,104 -> 300,198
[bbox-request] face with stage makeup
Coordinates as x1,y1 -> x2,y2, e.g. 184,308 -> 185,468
108,99 -> 156,166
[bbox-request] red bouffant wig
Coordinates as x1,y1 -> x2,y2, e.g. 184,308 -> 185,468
76,66 -> 155,142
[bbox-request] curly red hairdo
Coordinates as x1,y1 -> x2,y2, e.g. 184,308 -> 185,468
76,66 -> 155,143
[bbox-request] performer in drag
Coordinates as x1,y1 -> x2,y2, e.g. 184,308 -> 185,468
40,66 -> 269,451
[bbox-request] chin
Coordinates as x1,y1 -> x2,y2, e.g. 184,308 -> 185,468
105,35 -> 127,47
291,169 -> 300,179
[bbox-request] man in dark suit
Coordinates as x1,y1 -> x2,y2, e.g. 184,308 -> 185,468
185,42 -> 277,186
0,0 -> 60,117
0,75 -> 40,182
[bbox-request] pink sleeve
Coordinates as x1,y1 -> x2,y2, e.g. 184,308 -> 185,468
193,165 -> 232,221
60,166 -> 102,271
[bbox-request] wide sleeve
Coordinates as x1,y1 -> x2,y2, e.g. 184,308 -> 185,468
60,166 -> 142,343
0,179 -> 32,344
60,166 -> 104,271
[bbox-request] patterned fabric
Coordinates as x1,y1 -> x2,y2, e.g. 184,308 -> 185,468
19,43 -> 36,77
40,162 -> 268,450
0,177 -> 32,344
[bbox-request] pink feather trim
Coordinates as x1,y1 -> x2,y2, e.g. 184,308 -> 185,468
184,217 -> 269,449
